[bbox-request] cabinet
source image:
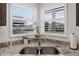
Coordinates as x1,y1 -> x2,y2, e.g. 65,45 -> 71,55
76,3 -> 79,26
0,3 -> 6,26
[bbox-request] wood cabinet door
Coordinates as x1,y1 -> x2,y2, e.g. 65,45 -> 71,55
0,3 -> 6,26
76,3 -> 79,26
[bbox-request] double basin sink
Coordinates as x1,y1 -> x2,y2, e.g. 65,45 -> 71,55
19,47 -> 60,55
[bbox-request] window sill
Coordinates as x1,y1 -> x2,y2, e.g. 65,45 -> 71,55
10,32 -> 35,37
44,32 -> 68,38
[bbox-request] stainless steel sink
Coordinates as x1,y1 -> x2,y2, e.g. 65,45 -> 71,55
19,47 -> 60,55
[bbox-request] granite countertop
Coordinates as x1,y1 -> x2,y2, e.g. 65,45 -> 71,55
0,41 -> 79,56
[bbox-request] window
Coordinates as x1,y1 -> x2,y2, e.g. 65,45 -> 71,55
11,4 -> 35,35
44,6 -> 64,34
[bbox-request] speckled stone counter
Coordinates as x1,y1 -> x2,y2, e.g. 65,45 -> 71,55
0,41 -> 79,56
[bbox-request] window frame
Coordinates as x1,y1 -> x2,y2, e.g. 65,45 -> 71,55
43,4 -> 68,37
9,4 -> 36,37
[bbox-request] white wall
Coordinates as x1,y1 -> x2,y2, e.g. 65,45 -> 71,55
0,3 -> 38,43
67,4 -> 79,43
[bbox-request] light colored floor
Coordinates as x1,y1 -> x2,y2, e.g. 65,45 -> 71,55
0,41 -> 79,56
